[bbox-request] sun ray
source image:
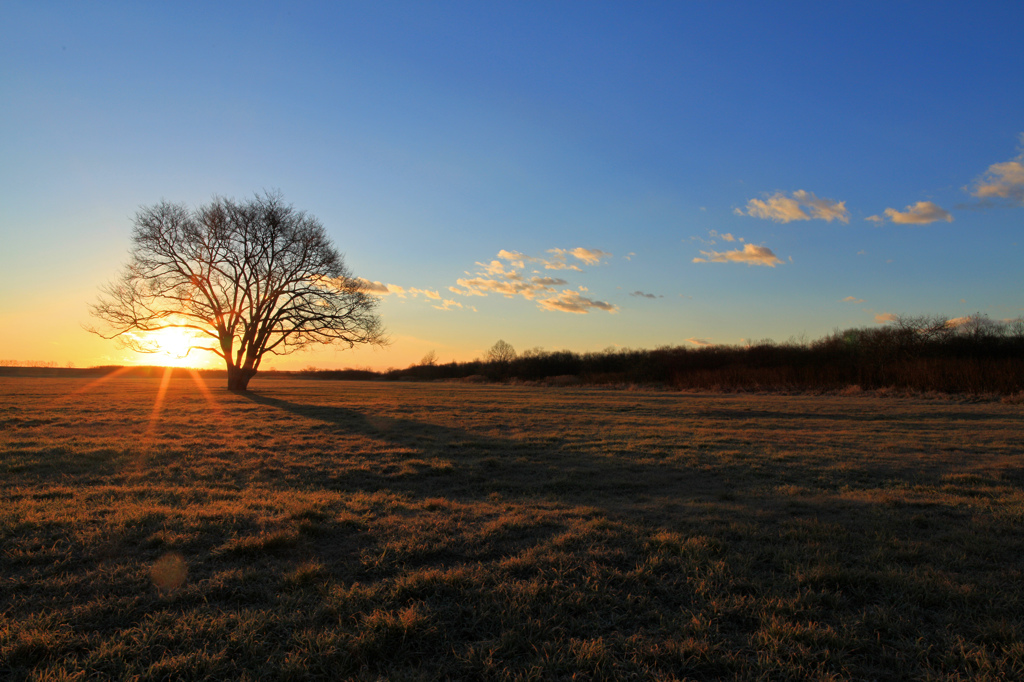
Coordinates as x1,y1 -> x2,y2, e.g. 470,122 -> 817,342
142,365 -> 175,449
186,368 -> 238,446
51,365 -> 137,404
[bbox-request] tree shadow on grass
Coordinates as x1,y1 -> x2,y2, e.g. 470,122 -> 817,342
239,390 -> 735,522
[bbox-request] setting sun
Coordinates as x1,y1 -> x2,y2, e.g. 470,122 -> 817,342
141,327 -> 212,367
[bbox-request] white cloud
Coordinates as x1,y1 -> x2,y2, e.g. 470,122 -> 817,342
450,248 -> 615,313
353,278 -> 396,295
478,259 -> 512,276
792,190 -> 850,223
454,275 -> 566,300
545,247 -> 611,270
741,193 -> 807,222
432,299 -> 464,311
531,276 -> 568,287
969,135 -> 1024,203
570,247 -> 612,265
542,249 -> 583,271
971,160 -> 1024,202
408,288 -> 441,300
738,190 -> 849,223
707,230 -> 737,243
537,290 -> 617,314
868,201 -> 953,225
496,249 -> 531,268
692,243 -> 784,267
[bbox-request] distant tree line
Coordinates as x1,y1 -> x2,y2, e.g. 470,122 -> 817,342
378,316 -> 1024,394
9,314 -> 1023,394
0,360 -> 65,368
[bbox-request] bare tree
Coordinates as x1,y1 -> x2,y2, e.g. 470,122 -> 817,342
486,339 -> 516,364
88,192 -> 385,390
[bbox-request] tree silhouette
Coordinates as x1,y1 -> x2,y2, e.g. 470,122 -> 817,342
486,339 -> 516,364
89,193 -> 385,390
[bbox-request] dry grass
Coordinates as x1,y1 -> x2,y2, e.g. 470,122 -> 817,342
2,375 -> 1023,680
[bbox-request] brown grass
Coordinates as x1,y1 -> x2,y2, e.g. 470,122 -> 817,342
2,375 -> 1023,680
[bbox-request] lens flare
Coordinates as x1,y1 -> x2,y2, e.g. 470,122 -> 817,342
151,552 -> 188,592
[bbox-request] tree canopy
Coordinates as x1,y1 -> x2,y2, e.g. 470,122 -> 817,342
89,193 -> 384,390
486,339 -> 516,364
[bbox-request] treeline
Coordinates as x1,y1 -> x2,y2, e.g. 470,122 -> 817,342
7,314 -> 1022,394
379,314 -> 1024,394
0,359 -> 67,368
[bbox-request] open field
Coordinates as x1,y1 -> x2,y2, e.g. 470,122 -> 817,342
2,376 -> 1023,680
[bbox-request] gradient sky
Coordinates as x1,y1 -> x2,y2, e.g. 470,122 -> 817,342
2,1 -> 1023,370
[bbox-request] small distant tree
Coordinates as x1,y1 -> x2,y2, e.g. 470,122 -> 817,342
420,350 -> 438,366
486,339 -> 516,364
88,192 -> 385,391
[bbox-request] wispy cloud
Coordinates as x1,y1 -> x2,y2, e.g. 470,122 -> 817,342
450,249 -> 617,314
537,289 -> 617,314
432,299 -> 465,311
629,290 -> 662,299
692,230 -> 746,246
686,337 -> 713,347
867,201 -> 953,225
842,296 -> 865,303
968,134 -> 1024,204
495,249 -> 531,268
355,278 -> 448,304
545,247 -> 612,270
354,278 -> 400,295
693,243 -> 783,267
737,190 -> 849,223
408,287 -> 441,300
569,247 -> 612,265
453,275 -> 567,300
875,312 -> 898,324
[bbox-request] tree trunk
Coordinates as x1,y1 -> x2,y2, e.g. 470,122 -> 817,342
226,364 -> 257,391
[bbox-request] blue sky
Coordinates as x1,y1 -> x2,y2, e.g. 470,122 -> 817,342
2,1 -> 1022,369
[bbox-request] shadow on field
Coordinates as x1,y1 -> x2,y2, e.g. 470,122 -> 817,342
240,391 -> 732,521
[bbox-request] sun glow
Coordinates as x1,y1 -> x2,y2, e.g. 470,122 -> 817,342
140,327 -> 214,367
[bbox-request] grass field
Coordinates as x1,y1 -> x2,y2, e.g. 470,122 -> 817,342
2,375 -> 1023,680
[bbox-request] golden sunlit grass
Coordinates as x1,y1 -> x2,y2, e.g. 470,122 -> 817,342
2,377 -> 1023,679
